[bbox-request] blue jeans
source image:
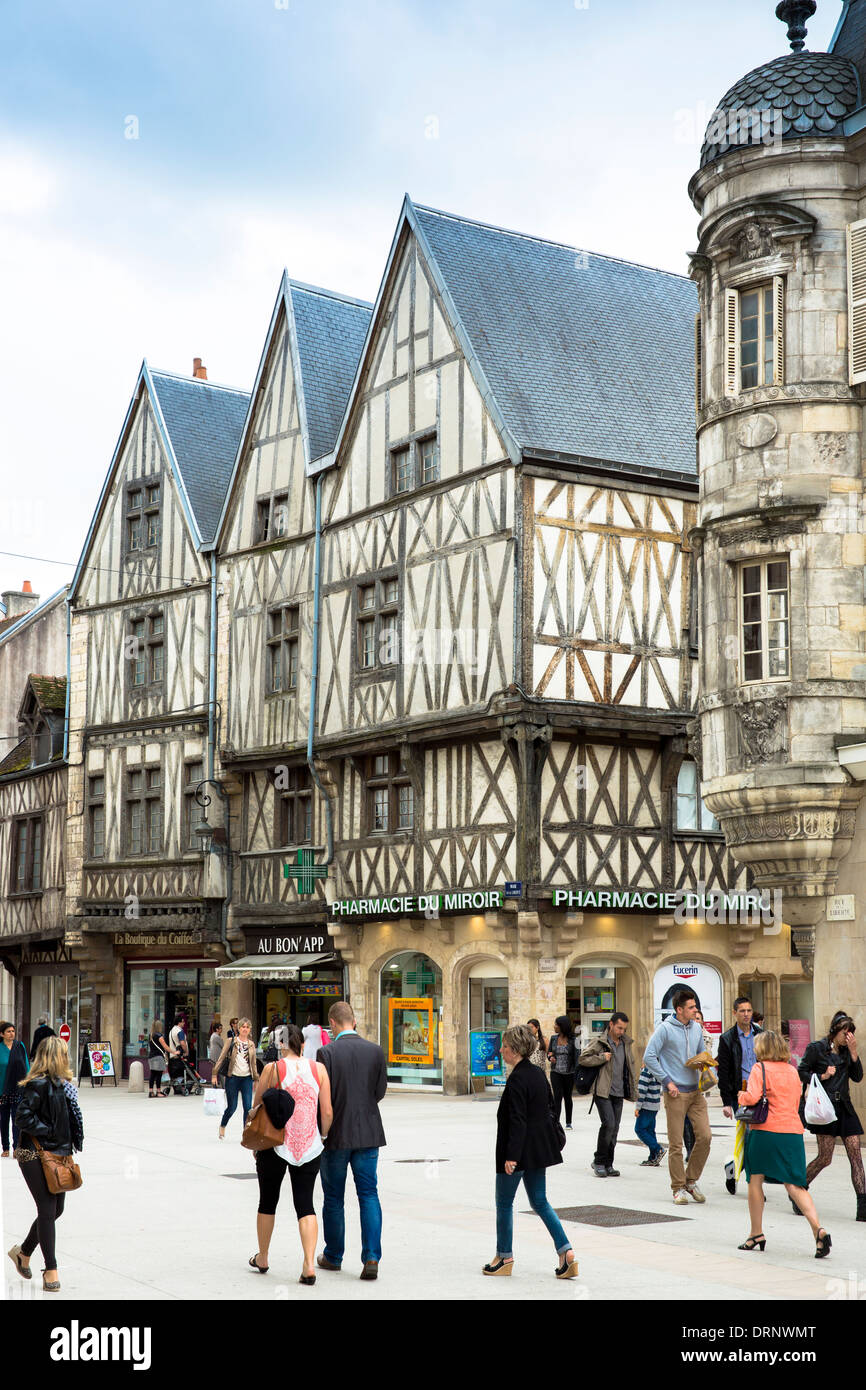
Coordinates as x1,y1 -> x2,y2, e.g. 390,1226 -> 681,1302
220,1074 -> 253,1129
320,1147 -> 382,1266
495,1169 -> 571,1260
634,1107 -> 661,1156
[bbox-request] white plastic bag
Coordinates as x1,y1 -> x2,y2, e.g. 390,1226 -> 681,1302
203,1088 -> 223,1118
804,1073 -> 836,1126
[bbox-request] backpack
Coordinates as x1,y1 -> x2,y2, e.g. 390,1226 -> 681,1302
573,1063 -> 599,1096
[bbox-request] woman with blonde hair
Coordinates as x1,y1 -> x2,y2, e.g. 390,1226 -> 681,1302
212,1017 -> 259,1139
7,1037 -> 84,1293
737,1029 -> 830,1258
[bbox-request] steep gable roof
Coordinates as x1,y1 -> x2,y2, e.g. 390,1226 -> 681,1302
289,282 -> 372,463
411,202 -> 698,480
25,674 -> 67,713
0,587 -> 67,647
149,371 -> 249,545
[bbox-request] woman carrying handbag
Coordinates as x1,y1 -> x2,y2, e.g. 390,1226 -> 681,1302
212,1017 -> 259,1139
7,1036 -> 84,1293
736,1030 -> 830,1259
795,1011 -> 865,1220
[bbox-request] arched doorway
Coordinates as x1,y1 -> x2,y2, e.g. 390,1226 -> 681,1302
378,950 -> 443,1087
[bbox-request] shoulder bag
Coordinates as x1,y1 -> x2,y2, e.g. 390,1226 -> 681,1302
33,1139 -> 82,1194
734,1061 -> 769,1125
241,1061 -> 296,1151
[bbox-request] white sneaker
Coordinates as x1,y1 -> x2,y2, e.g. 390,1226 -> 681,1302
686,1183 -> 706,1203
673,1189 -> 689,1205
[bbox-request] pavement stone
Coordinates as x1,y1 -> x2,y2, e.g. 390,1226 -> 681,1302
1,1083 -> 862,1303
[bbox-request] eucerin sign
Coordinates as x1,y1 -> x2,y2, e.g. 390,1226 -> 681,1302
330,889 -> 503,918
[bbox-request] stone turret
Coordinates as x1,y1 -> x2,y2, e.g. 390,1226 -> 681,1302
689,0 -> 866,982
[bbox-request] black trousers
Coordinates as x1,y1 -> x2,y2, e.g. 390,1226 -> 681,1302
594,1095 -> 624,1168
550,1072 -> 574,1126
255,1146 -> 321,1219
18,1157 -> 66,1269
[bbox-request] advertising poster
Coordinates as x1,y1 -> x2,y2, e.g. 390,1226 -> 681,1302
84,1041 -> 118,1085
653,963 -> 723,1047
388,997 -> 434,1065
787,1019 -> 811,1067
470,1030 -> 503,1079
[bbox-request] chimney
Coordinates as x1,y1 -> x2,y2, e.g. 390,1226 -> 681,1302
193,358 -> 208,380
1,581 -> 39,621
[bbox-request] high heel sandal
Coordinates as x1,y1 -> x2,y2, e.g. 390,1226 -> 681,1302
249,1254 -> 269,1274
737,1234 -> 766,1251
482,1257 -> 513,1276
555,1253 -> 579,1278
815,1229 -> 832,1259
299,1273 -> 316,1285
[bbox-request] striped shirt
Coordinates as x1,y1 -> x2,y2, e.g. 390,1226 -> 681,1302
636,1065 -> 662,1112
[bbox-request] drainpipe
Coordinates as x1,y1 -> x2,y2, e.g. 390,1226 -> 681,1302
307,473 -> 334,865
208,551 -> 234,960
63,593 -> 71,762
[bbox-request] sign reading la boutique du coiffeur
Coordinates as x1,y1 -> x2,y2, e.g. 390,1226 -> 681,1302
327,884 -> 768,919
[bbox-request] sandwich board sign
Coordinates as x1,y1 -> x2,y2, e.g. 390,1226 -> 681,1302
80,1041 -> 118,1087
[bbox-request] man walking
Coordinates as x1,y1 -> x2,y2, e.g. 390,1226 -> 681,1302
316,1001 -> 387,1280
643,992 -> 712,1205
579,1012 -> 637,1177
717,997 -> 762,1194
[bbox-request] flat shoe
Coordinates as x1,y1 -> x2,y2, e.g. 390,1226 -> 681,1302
317,1253 -> 341,1271
248,1254 -> 269,1273
8,1245 -> 31,1280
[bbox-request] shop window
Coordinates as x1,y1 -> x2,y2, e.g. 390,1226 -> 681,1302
366,752 -> 413,834
11,816 -> 42,893
675,761 -> 720,833
380,951 -> 443,1087
88,775 -> 105,858
279,767 -> 312,845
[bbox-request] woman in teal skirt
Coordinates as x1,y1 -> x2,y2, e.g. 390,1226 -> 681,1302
737,1030 -> 831,1258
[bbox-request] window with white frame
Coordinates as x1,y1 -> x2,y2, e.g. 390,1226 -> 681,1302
676,761 -> 719,833
740,559 -> 790,682
724,278 -> 784,396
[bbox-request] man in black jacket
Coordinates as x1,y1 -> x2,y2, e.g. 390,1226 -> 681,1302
316,1001 -> 387,1280
717,997 -> 762,1195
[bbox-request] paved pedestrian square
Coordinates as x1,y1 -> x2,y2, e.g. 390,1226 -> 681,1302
1,1083 -> 860,1302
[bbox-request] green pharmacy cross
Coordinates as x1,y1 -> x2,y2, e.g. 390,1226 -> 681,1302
283,849 -> 328,896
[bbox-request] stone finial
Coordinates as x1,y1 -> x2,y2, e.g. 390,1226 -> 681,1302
775,0 -> 817,51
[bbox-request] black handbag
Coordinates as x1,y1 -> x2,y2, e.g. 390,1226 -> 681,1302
734,1061 -> 769,1125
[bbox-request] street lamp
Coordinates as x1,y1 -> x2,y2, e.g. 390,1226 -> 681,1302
192,779 -> 228,856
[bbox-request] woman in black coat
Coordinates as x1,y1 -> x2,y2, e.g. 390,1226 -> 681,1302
8,1036 -> 84,1293
483,1024 -> 579,1280
796,1011 -> 864,1220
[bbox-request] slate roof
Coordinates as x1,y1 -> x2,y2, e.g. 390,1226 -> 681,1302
289,283 -> 372,462
149,373 -> 250,545
412,204 -> 698,479
832,0 -> 866,99
700,52 -> 860,167
0,738 -> 30,777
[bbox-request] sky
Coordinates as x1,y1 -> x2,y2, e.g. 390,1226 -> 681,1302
0,0 -> 841,603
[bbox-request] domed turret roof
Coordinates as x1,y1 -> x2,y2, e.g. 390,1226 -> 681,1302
700,51 -> 860,168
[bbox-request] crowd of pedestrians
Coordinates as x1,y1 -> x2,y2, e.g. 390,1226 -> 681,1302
3,993 -> 862,1291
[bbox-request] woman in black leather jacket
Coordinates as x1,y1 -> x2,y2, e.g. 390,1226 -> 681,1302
797,1011 -> 865,1220
7,1037 -> 83,1292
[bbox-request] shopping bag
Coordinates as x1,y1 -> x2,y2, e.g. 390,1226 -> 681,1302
804,1073 -> 836,1126
203,1088 -> 223,1118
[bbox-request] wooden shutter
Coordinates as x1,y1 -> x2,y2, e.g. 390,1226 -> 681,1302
694,313 -> 703,415
724,287 -> 739,397
772,276 -> 785,385
847,219 -> 866,384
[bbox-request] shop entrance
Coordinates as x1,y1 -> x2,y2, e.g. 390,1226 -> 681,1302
124,962 -> 220,1078
566,963 -> 635,1044
379,951 -> 443,1087
254,965 -> 344,1041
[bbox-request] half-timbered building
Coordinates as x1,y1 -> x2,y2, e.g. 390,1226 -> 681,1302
64,361 -> 248,1074
212,200 -> 800,1093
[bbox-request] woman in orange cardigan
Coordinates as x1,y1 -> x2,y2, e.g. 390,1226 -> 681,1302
737,1030 -> 831,1258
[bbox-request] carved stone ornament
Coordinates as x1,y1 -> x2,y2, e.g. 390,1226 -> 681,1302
698,381 -> 849,428
737,413 -> 778,449
686,717 -> 703,779
734,696 -> 788,765
736,222 -> 774,262
723,808 -> 857,847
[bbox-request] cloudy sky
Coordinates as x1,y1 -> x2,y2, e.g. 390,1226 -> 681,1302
0,0 -> 839,602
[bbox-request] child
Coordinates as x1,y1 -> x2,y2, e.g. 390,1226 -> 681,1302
635,1064 -> 667,1167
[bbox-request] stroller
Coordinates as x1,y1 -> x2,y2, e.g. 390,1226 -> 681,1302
160,1052 -> 204,1097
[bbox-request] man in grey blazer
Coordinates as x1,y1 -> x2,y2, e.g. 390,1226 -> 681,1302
316,1000 -> 387,1279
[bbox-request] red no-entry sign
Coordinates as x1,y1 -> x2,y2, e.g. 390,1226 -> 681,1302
59,1024 -> 71,1043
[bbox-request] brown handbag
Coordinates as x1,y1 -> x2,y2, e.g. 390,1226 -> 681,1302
33,1140 -> 83,1195
241,1061 -> 286,1152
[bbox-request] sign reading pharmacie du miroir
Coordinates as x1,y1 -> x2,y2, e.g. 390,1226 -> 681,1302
329,888 -> 505,919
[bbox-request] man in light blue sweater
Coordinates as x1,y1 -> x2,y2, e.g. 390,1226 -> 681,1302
642,991 -> 712,1205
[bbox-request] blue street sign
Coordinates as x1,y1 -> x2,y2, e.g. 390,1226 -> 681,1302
504,882 -> 523,898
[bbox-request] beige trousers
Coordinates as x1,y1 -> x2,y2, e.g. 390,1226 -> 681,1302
663,1089 -> 711,1192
